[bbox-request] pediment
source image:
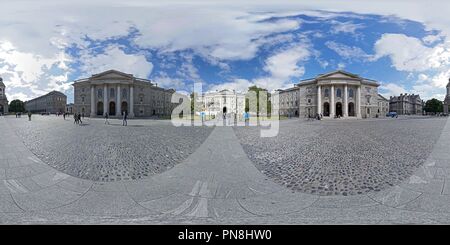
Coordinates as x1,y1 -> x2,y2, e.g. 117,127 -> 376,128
317,70 -> 360,80
91,70 -> 133,80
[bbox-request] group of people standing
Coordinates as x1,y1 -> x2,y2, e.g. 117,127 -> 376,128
73,113 -> 83,125
104,111 -> 128,126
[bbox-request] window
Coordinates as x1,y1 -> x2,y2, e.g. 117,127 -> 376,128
122,89 -> 127,99
366,96 -> 371,104
366,87 -> 371,93
336,88 -> 342,98
349,89 -> 354,98
110,88 -> 115,97
324,88 -> 329,97
307,98 -> 311,104
98,89 -> 102,98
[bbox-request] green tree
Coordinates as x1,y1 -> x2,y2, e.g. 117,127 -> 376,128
9,99 -> 26,113
245,85 -> 271,116
424,98 -> 443,113
190,92 -> 203,115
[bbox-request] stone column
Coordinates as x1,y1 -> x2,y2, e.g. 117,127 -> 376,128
103,84 -> 108,116
90,85 -> 95,117
330,85 -> 335,118
317,85 -> 322,115
344,84 -> 348,117
356,85 -> 361,118
129,85 -> 134,117
116,84 -> 121,116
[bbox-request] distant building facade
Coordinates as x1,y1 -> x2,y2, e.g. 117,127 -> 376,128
389,93 -> 423,115
0,77 -> 8,115
377,94 -> 390,116
444,79 -> 450,114
276,87 -> 300,117
66,103 -> 74,114
25,91 -> 66,114
198,89 -> 246,117
296,70 -> 384,118
72,70 -> 177,118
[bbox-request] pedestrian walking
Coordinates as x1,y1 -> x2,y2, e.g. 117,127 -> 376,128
78,113 -> 82,124
122,111 -> 128,126
104,112 -> 109,125
28,112 -> 32,121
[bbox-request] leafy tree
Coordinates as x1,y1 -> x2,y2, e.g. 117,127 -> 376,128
190,92 -> 203,115
9,99 -> 26,113
424,98 -> 443,113
245,85 -> 271,116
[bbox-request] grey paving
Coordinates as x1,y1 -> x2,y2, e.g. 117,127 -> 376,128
234,117 -> 446,196
0,115 -> 449,224
8,116 -> 213,181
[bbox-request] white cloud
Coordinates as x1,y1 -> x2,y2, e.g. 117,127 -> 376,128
379,83 -> 407,98
208,78 -> 253,93
0,40 -> 71,99
325,41 -> 371,60
79,45 -> 153,79
330,20 -> 364,34
7,92 -> 31,102
373,34 -> 434,72
264,44 -> 310,79
132,8 -> 300,61
423,34 -> 442,45
208,43 -> 311,92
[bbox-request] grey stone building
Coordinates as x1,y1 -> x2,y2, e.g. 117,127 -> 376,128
72,70 -> 177,118
296,70 -> 383,118
25,91 -> 67,114
377,94 -> 390,116
0,77 -> 8,115
276,86 -> 300,117
389,93 -> 423,115
198,89 -> 246,117
444,79 -> 450,114
66,103 -> 74,114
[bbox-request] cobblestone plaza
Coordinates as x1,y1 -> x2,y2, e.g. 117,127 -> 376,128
0,115 -> 450,224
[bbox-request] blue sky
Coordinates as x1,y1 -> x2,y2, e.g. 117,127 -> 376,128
1,1 -> 450,103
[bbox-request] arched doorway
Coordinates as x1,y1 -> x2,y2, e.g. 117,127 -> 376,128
295,110 -> 299,117
0,104 -> 4,114
336,102 -> 343,117
366,108 -> 371,118
121,101 -> 128,115
109,102 -> 116,116
97,102 -> 104,116
323,102 -> 330,117
348,102 -> 355,117
223,106 -> 227,114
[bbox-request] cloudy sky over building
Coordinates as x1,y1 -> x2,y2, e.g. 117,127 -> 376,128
1,0 -> 450,102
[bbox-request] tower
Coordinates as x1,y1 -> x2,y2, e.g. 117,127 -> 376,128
0,77 -> 9,115
444,78 -> 450,114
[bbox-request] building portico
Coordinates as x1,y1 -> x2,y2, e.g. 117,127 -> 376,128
297,70 -> 383,119
73,70 -> 176,118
